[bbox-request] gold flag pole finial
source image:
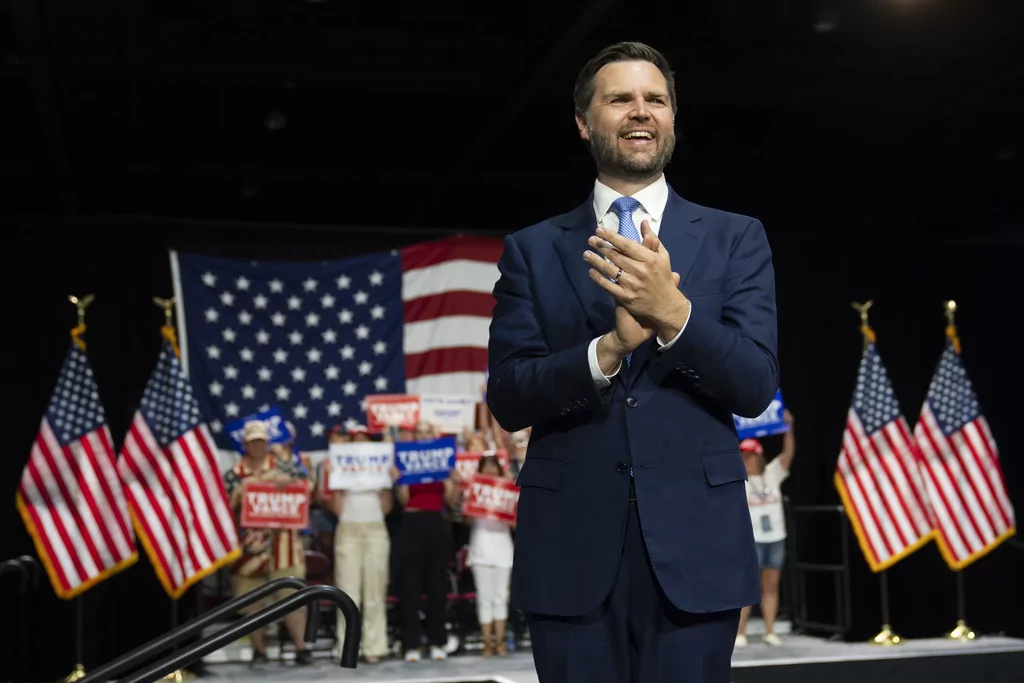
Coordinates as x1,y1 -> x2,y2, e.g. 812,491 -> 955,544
944,300 -> 962,354
851,300 -> 876,349
153,297 -> 181,358
68,294 -> 95,351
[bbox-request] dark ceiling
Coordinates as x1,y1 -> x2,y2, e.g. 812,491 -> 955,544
3,0 -> 1023,238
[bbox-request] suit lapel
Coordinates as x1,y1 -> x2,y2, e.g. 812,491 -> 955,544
554,196 -> 616,335
625,189 -> 707,388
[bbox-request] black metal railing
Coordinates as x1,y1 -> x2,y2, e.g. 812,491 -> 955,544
785,501 -> 853,639
80,577 -> 308,683
117,586 -> 359,683
0,555 -> 41,593
80,580 -> 360,683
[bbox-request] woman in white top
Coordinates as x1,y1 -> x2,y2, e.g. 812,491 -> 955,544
327,428 -> 398,664
466,454 -> 515,657
736,410 -> 795,648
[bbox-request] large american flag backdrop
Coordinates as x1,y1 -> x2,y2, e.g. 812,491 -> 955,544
170,235 -> 502,452
834,342 -> 936,572
16,344 -> 138,598
913,338 -> 1015,570
118,341 -> 240,598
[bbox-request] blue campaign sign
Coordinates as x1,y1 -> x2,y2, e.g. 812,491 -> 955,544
733,389 -> 789,440
226,406 -> 293,452
394,435 -> 457,485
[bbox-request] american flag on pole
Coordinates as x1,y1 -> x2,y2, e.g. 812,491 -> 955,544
914,337 -> 1015,570
170,235 -> 502,452
118,341 -> 240,598
16,344 -> 137,598
834,342 -> 936,572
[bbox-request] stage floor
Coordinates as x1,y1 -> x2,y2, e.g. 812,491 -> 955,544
197,633 -> 1024,683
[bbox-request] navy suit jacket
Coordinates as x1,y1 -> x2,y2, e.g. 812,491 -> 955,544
486,187 -> 779,617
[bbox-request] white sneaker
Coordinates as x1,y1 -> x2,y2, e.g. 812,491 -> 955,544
734,634 -> 748,648
404,650 -> 421,662
763,633 -> 783,646
430,646 -> 447,661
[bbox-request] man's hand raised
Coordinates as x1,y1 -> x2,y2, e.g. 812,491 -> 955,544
583,220 -> 690,341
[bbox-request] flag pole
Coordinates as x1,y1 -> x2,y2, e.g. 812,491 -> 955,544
154,298 -> 190,682
948,570 -> 975,641
61,596 -> 87,682
63,295 -> 95,683
940,301 -> 975,642
850,301 -> 902,647
872,570 -> 901,645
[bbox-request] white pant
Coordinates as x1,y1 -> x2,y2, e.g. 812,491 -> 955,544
471,564 -> 511,624
334,521 -> 390,658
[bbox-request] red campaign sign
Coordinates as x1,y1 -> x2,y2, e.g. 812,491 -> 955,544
365,394 -> 421,434
240,481 -> 310,530
456,450 -> 510,488
462,474 -> 519,525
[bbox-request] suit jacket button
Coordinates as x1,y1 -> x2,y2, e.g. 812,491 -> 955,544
626,397 -> 638,408
616,462 -> 629,474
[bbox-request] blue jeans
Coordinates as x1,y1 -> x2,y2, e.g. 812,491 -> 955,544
755,540 -> 785,570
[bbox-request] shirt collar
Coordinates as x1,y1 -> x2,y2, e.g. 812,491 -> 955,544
592,174 -> 669,223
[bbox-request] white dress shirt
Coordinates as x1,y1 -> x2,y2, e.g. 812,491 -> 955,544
586,175 -> 691,388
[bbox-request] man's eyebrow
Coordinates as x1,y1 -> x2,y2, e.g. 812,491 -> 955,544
602,90 -> 669,100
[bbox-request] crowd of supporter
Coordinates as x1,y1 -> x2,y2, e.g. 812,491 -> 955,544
221,406 -> 529,668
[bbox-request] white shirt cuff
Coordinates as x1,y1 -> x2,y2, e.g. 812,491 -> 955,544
656,305 -> 692,351
588,336 -> 620,389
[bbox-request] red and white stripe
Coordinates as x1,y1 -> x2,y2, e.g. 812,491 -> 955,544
835,410 -> 934,572
914,409 -> 1015,569
119,415 -> 239,598
17,420 -> 136,598
401,235 -> 503,396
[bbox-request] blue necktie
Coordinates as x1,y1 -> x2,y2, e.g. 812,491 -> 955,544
609,197 -> 642,367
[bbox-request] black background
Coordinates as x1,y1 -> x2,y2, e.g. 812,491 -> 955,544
5,1 -> 1024,680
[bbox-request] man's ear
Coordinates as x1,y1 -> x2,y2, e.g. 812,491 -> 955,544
575,113 -> 589,142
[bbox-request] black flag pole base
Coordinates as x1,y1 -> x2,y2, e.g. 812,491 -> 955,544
948,619 -> 976,641
872,624 -> 902,646
62,664 -> 86,682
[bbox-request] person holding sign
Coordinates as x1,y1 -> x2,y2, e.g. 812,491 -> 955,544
223,420 -> 314,668
394,421 -> 463,663
487,42 -> 779,683
465,455 -> 516,658
735,410 -> 795,648
324,434 -> 398,665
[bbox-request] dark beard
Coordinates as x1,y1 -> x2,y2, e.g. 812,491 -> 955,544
587,122 -> 675,181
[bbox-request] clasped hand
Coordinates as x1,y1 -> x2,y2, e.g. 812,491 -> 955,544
583,221 -> 689,354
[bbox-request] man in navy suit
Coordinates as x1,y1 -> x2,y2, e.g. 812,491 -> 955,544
486,42 -> 779,682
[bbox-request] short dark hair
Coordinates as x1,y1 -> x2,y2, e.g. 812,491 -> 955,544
573,41 -> 677,120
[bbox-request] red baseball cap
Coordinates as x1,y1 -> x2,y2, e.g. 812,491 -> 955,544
739,439 -> 764,456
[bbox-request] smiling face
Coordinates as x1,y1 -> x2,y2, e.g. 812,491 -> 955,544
576,60 -> 676,187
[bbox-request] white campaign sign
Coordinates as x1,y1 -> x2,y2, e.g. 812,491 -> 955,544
327,441 -> 394,492
419,394 -> 479,434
